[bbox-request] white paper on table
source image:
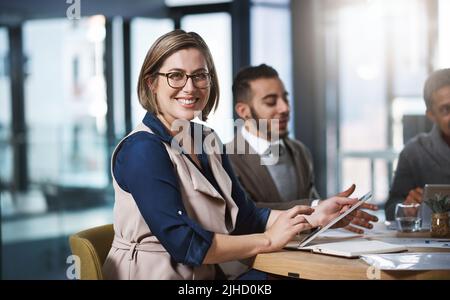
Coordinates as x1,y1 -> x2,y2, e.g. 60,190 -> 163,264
376,237 -> 450,249
292,228 -> 362,243
361,253 -> 450,270
317,228 -> 363,238
362,222 -> 396,237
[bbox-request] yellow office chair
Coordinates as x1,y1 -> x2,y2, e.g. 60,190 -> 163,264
69,224 -> 114,280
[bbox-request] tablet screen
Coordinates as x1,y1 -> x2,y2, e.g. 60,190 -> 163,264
297,192 -> 373,248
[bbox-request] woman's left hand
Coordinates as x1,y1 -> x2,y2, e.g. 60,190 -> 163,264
304,197 -> 359,228
304,184 -> 379,232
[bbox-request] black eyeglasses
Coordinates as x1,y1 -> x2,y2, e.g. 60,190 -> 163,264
156,71 -> 211,89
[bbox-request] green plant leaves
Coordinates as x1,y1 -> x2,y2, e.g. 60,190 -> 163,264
424,193 -> 450,213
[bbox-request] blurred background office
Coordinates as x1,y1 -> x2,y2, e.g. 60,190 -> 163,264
0,0 -> 449,279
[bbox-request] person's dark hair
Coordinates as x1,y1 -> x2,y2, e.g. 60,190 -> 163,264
423,68 -> 450,110
232,64 -> 279,103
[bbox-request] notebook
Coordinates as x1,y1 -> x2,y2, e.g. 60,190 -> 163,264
299,239 -> 407,258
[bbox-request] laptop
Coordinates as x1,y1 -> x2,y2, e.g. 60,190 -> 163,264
296,192 -> 373,248
421,184 -> 450,229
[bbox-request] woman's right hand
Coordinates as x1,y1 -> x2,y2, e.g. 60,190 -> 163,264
263,205 -> 313,252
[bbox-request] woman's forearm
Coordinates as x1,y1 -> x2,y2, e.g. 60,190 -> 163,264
202,233 -> 272,264
203,209 -> 285,264
203,207 -> 313,265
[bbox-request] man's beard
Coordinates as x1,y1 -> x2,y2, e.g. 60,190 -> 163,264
248,106 -> 289,139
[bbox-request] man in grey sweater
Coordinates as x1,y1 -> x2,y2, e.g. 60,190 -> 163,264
385,68 -> 450,221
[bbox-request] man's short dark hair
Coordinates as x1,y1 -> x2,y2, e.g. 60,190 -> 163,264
423,68 -> 450,110
232,64 -> 279,104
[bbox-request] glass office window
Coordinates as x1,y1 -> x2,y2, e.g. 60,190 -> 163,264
388,0 -> 449,152
332,0 -> 432,204
0,27 -> 12,186
390,0 -> 428,97
386,1 -> 429,151
130,18 -> 173,128
20,16 -> 116,204
251,0 -> 294,135
1,16 -> 116,280
111,17 -> 126,139
338,3 -> 387,153
2,17 -> 114,280
337,3 -> 388,202
437,0 -> 450,68
182,13 -> 233,143
332,0 -> 446,205
23,17 -> 109,190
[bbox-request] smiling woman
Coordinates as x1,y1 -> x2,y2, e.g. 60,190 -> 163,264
136,30 -> 219,123
149,48 -> 212,125
101,29 -> 362,280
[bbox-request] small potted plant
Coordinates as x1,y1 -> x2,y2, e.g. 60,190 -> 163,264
424,194 -> 450,237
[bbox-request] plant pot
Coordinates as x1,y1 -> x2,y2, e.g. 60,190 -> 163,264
430,212 -> 450,238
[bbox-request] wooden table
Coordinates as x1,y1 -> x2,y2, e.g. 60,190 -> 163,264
251,230 -> 450,280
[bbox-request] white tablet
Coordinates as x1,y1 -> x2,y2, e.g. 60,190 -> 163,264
297,191 -> 373,248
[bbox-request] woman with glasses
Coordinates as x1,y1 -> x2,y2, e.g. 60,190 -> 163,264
102,29 -> 360,280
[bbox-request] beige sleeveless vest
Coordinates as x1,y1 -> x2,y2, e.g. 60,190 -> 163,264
102,123 -> 239,279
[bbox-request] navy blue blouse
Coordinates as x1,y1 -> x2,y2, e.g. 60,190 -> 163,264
113,112 -> 270,267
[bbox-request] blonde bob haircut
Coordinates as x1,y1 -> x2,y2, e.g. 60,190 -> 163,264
137,29 -> 219,120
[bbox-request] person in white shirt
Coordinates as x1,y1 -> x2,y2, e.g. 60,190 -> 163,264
226,64 -> 378,234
